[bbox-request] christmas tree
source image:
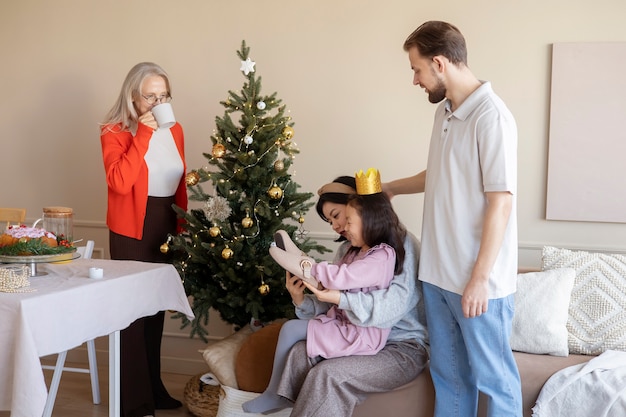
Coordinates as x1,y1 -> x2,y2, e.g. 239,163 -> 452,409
167,41 -> 330,340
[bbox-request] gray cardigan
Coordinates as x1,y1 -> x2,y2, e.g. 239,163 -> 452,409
295,231 -> 429,349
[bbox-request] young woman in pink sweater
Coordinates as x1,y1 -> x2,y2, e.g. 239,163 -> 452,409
243,169 -> 406,414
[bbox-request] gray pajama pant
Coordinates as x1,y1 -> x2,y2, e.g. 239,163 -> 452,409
276,339 -> 428,417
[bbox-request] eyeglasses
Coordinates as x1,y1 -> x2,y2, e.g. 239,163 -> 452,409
141,93 -> 172,105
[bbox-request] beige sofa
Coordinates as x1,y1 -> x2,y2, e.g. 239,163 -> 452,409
203,330 -> 594,417
352,352 -> 591,417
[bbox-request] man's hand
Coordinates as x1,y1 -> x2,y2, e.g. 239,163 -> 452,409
383,170 -> 427,200
461,278 -> 489,318
461,191 -> 512,318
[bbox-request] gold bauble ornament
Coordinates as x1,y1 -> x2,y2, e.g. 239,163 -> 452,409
241,216 -> 253,228
298,216 -> 305,224
282,126 -> 294,139
185,171 -> 200,186
160,243 -> 169,253
222,247 -> 233,259
212,143 -> 226,158
209,226 -> 221,237
268,185 -> 283,199
274,160 -> 285,172
258,283 -> 270,295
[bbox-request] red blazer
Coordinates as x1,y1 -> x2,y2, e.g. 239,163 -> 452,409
101,122 -> 188,240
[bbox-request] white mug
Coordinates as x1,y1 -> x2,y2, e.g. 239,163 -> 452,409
151,103 -> 176,129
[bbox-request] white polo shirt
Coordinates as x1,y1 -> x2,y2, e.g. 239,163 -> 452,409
419,81 -> 518,298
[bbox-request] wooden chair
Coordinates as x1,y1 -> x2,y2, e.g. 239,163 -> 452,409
0,207 -> 26,229
42,240 -> 100,417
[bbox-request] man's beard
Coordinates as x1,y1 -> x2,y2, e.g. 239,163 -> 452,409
428,78 -> 446,104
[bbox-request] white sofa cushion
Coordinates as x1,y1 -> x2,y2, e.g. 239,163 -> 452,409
542,246 -> 626,355
200,325 -> 254,388
511,268 -> 576,356
216,386 -> 291,417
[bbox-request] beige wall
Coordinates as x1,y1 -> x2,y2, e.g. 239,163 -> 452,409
4,0 -> 626,374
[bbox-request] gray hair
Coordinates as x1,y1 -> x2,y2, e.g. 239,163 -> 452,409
101,62 -> 171,131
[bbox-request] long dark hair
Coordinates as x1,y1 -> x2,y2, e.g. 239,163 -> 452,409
316,176 -> 356,242
315,176 -> 356,221
346,193 -> 406,275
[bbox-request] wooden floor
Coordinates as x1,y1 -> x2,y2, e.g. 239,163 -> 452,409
1,363 -> 198,417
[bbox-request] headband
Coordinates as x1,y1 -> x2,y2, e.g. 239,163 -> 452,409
317,182 -> 356,196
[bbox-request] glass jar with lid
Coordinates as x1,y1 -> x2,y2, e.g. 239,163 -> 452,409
41,206 -> 74,243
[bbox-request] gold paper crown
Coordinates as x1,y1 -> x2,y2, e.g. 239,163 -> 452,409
355,168 -> 382,195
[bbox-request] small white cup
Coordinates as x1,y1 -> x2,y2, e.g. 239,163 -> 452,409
89,267 -> 104,279
151,103 -> 176,129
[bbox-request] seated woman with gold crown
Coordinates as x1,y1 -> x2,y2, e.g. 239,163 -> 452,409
242,169 -> 429,416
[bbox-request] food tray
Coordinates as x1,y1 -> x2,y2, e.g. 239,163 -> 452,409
0,250 -> 79,263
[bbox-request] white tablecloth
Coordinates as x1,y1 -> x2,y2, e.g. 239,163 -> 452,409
0,258 -> 194,417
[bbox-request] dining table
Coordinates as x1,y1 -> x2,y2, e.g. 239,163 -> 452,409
0,257 -> 194,417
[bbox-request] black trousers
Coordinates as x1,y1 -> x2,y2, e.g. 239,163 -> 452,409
109,196 -> 177,417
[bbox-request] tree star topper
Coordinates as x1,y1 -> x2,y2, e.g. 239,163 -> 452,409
240,57 -> 256,75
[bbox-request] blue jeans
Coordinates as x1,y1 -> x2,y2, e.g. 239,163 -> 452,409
423,282 -> 522,417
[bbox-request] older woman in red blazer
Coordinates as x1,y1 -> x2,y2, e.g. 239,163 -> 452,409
101,62 -> 187,417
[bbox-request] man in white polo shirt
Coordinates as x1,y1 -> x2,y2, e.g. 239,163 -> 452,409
385,21 -> 522,417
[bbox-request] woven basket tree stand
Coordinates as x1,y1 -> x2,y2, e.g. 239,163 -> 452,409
183,374 -> 222,417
